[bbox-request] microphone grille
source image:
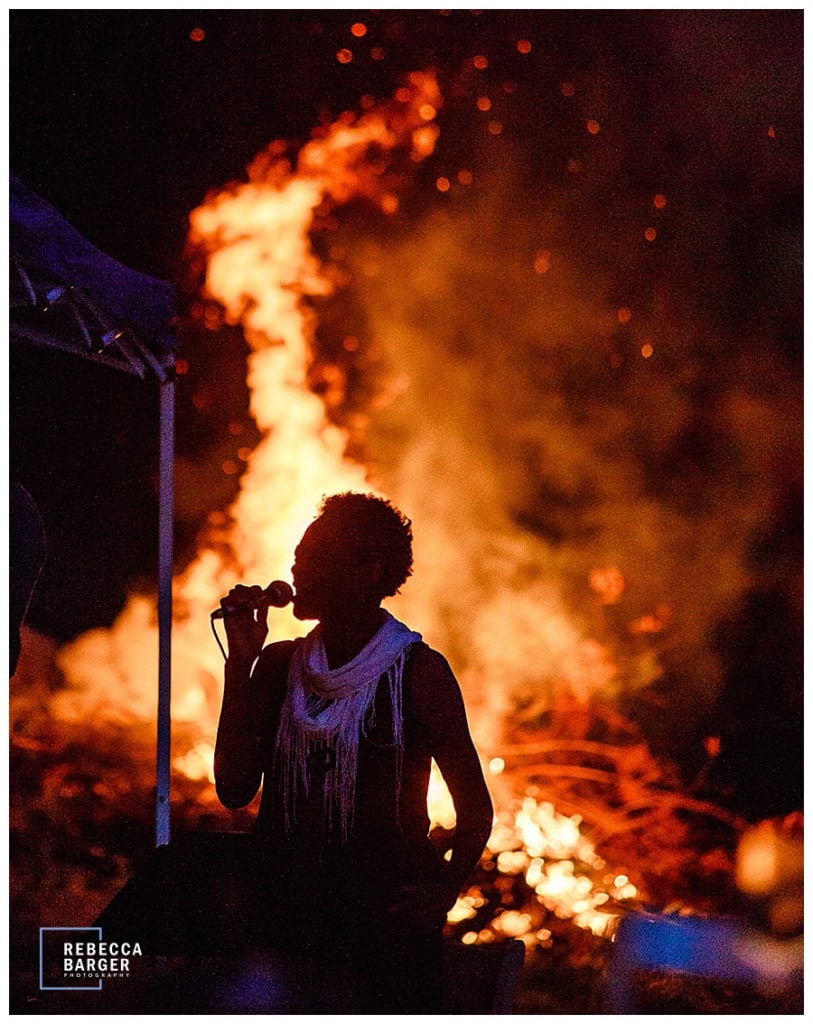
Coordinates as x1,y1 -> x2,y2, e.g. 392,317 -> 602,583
267,580 -> 294,607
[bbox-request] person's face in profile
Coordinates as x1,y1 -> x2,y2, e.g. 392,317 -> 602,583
291,513 -> 375,621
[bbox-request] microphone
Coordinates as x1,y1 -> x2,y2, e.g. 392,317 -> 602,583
211,580 -> 294,619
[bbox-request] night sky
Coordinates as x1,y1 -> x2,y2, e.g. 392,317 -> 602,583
10,10 -> 803,818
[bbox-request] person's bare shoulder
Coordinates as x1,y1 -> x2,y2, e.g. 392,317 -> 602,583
407,641 -> 468,721
255,638 -> 298,668
408,641 -> 453,674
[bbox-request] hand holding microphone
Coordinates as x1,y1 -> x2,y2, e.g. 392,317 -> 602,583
210,580 -> 294,661
211,580 -> 294,620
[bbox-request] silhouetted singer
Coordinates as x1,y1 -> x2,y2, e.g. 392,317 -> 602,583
214,491 -> 494,1012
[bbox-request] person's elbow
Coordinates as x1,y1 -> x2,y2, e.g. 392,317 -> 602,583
213,754 -> 260,809
479,799 -> 496,842
214,777 -> 258,809
456,788 -> 495,842
471,784 -> 495,839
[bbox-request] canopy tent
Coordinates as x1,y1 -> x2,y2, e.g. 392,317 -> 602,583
9,174 -> 178,846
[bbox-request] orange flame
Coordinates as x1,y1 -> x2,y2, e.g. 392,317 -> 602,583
55,72 -> 445,797
49,73 -> 661,942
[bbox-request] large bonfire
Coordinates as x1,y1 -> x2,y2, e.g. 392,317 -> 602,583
11,66 -> 795,989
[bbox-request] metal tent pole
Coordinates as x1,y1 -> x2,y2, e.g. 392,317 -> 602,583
155,376 -> 175,846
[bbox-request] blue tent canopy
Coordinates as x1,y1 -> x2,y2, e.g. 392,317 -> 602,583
10,174 -> 177,845
10,173 -> 176,380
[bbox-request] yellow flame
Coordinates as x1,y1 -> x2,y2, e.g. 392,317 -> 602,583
56,73 -> 444,783
49,74 -> 650,945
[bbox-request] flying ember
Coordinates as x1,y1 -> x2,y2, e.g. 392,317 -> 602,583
48,69 -> 749,947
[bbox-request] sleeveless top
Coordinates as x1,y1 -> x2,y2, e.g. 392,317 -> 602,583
252,639 -> 446,925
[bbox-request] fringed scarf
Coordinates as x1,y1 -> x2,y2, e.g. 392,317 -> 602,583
272,612 -> 422,843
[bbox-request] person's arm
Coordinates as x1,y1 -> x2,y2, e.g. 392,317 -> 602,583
391,645 -> 494,923
213,586 -> 280,809
214,656 -> 267,809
